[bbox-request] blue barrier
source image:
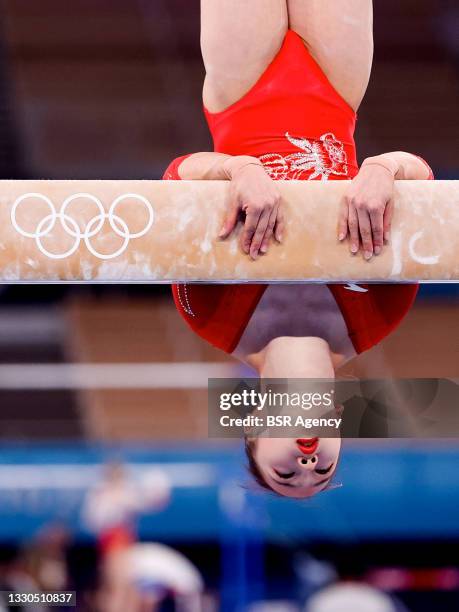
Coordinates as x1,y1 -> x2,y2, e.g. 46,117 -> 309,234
0,442 -> 458,543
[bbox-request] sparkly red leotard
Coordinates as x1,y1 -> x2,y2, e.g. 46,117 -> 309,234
165,30 -> 433,355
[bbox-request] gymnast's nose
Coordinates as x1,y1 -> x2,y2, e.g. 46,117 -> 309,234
297,455 -> 319,470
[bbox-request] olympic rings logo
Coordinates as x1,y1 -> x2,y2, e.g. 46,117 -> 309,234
10,192 -> 154,260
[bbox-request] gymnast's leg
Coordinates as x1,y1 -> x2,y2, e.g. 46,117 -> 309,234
201,0 -> 288,113
287,0 -> 374,111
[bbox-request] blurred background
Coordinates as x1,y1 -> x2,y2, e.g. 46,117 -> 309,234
0,1 -> 458,611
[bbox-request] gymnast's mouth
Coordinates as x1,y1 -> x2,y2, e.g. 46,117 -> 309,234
296,438 -> 319,455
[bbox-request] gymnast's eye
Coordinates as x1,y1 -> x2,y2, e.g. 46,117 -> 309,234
273,469 -> 295,479
315,463 -> 334,475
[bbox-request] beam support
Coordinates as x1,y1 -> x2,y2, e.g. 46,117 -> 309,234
0,179 -> 457,281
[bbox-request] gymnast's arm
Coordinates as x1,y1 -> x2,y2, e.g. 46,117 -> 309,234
362,151 -> 433,180
176,152 -> 284,260
338,151 -> 433,259
177,152 -> 259,180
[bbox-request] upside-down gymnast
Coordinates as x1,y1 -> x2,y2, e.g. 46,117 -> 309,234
164,0 -> 434,498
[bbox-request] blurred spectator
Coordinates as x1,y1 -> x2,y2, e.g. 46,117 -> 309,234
4,552 -> 46,612
22,524 -> 71,594
82,461 -> 203,611
304,583 -> 408,612
126,543 -> 204,612
82,461 -> 170,539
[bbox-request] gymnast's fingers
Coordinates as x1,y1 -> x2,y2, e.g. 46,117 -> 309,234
274,204 -> 284,243
348,205 -> 360,255
338,196 -> 349,241
369,205 -> 385,255
383,197 -> 394,244
260,206 -> 278,254
249,206 -> 272,259
240,204 -> 262,256
357,207 -> 374,260
218,197 -> 240,239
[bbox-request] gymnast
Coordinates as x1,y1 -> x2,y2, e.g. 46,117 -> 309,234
164,0 -> 434,498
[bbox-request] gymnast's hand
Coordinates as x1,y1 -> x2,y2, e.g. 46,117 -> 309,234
219,156 -> 284,260
338,155 -> 397,260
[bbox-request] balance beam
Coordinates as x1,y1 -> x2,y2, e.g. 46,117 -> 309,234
0,179 -> 457,282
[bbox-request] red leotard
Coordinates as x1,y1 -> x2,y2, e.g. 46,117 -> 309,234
165,30 -> 433,355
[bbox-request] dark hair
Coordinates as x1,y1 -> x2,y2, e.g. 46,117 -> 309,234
244,437 -> 276,493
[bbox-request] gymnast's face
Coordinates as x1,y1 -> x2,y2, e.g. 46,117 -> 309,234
252,437 -> 341,498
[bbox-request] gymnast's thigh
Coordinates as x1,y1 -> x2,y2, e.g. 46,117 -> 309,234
287,0 -> 374,111
201,0 -> 288,113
